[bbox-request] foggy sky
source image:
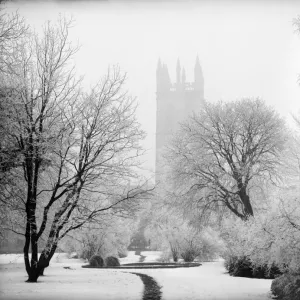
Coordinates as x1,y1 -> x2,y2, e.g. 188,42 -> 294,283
5,0 -> 300,177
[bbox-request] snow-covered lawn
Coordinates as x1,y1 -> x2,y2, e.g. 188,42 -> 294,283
140,251 -> 163,262
0,252 -> 273,300
0,259 -> 143,300
119,251 -> 141,264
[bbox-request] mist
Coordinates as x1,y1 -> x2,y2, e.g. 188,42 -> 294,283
5,0 -> 300,175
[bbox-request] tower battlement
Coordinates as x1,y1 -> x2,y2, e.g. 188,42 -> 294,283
156,57 -> 204,95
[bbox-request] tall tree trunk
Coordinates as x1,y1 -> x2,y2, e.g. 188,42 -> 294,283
24,150 -> 41,282
24,221 -> 31,275
26,269 -> 40,283
239,187 -> 254,218
38,243 -> 58,276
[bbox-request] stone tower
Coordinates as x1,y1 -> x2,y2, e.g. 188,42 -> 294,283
155,57 -> 205,180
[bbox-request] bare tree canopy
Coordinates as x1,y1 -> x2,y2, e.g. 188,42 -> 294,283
0,17 -> 152,282
0,7 -> 28,73
165,98 -> 286,221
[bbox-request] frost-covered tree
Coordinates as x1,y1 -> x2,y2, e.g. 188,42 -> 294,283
0,7 -> 29,241
0,17 -> 152,282
221,122 -> 300,275
166,99 -> 286,220
0,7 -> 28,73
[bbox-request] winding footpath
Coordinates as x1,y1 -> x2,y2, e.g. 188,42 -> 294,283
130,272 -> 162,300
122,260 -> 273,300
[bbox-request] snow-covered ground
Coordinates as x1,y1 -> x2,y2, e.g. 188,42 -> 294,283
140,251 -> 163,262
0,252 -> 273,300
0,254 -> 143,300
119,251 -> 141,264
122,260 -> 273,300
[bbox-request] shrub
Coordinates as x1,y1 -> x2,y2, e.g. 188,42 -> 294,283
89,255 -> 104,267
271,274 -> 300,300
158,251 -> 172,263
64,219 -> 133,261
70,252 -> 78,259
224,255 -> 238,274
231,256 -> 253,278
225,255 -> 282,279
80,240 -> 98,261
170,244 -> 180,262
268,264 -> 283,278
105,256 -> 120,267
221,188 -> 300,278
253,263 -> 282,279
181,249 -> 198,262
118,249 -> 128,258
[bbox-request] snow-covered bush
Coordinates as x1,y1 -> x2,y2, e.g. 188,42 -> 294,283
63,218 -> 133,260
222,183 -> 300,278
224,255 -> 281,279
89,255 -> 104,267
145,209 -> 225,262
179,227 -> 222,262
271,274 -> 300,300
158,251 -> 173,263
80,234 -> 101,260
224,256 -> 253,278
105,256 -> 120,267
181,247 -> 198,262
117,249 -> 128,258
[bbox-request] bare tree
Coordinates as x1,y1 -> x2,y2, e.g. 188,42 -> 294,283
166,99 -> 286,220
0,7 -> 28,73
1,17 -> 152,282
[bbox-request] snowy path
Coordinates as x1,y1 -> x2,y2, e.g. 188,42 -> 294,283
120,261 -> 273,300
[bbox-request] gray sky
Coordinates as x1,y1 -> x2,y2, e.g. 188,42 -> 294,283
6,0 -> 300,176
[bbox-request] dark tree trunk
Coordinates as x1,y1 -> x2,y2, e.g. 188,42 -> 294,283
170,244 -> 178,262
26,269 -> 40,283
24,221 -> 31,276
24,201 -> 40,282
26,253 -> 52,282
239,187 -> 254,218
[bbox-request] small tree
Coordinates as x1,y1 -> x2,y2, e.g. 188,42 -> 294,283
145,207 -> 224,262
166,99 -> 286,220
64,217 -> 134,260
